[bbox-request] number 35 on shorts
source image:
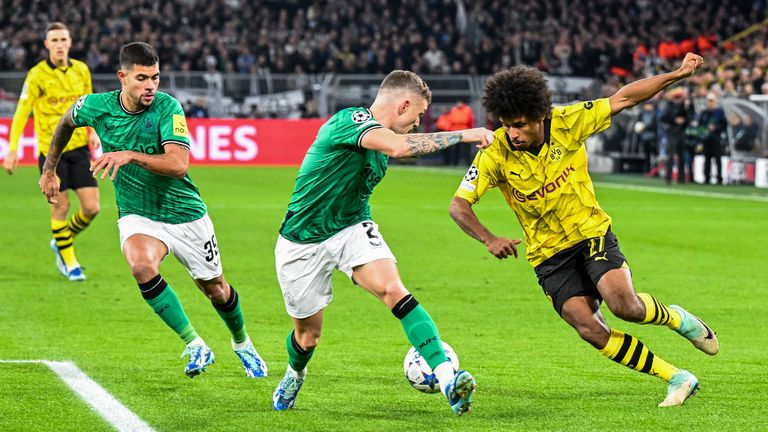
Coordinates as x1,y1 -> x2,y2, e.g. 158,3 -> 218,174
203,234 -> 219,262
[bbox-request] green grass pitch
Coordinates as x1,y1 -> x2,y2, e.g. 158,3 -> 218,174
1,165 -> 766,431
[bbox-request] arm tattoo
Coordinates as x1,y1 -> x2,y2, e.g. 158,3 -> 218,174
44,108 -> 77,172
404,132 -> 462,157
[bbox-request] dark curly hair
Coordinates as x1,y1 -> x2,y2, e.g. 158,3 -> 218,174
482,66 -> 552,121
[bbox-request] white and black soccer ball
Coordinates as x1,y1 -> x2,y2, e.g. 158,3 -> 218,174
403,341 -> 459,393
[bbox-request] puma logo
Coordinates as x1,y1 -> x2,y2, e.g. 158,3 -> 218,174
594,253 -> 608,261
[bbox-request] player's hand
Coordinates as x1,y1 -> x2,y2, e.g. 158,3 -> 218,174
38,169 -> 60,204
462,127 -> 496,149
91,151 -> 133,180
485,236 -> 522,259
3,151 -> 18,175
678,53 -> 704,77
89,132 -> 102,150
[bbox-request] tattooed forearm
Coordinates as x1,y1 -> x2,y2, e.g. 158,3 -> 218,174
44,113 -> 76,172
404,132 -> 462,157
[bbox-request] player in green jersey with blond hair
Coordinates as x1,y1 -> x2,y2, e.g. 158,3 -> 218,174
273,70 -> 495,415
39,42 -> 267,380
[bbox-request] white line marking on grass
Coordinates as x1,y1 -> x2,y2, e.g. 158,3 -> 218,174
593,182 -> 768,203
389,166 -> 768,203
0,360 -> 155,432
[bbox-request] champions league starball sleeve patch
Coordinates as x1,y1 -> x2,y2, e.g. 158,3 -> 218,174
464,165 -> 479,181
460,165 -> 478,192
351,110 -> 371,123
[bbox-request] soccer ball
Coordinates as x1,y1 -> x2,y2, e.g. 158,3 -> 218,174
403,341 -> 459,393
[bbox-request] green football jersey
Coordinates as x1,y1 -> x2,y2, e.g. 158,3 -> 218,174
71,90 -> 207,223
280,107 -> 385,243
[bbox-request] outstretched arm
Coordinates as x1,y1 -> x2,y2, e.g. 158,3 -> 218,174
449,196 -> 521,259
361,127 -> 495,158
39,105 -> 79,203
608,52 -> 704,116
90,143 -> 190,180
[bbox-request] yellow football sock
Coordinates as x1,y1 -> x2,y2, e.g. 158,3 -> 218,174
638,293 -> 682,330
67,209 -> 94,237
52,218 -> 79,269
599,328 -> 679,381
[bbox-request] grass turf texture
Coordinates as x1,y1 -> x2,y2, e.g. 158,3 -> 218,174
1,165 -> 766,431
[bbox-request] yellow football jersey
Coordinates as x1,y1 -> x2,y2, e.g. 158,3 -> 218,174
455,98 -> 613,267
9,58 -> 92,156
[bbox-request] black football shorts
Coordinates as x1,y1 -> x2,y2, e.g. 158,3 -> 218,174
534,229 -> 628,316
38,146 -> 97,191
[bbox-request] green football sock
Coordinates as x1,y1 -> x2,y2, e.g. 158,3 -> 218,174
212,285 -> 247,343
286,330 -> 314,372
139,275 -> 198,344
392,294 -> 448,370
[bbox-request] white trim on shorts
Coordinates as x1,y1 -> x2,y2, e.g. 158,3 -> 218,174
275,220 -> 396,319
118,213 -> 223,281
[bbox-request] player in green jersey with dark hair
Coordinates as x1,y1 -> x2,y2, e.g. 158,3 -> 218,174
39,42 -> 268,380
273,70 -> 495,415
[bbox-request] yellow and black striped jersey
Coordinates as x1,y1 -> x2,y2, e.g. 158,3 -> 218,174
455,98 -> 613,267
9,58 -> 92,156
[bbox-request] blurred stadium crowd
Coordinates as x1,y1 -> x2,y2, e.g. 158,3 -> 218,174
0,0 -> 765,95
2,0 -> 768,170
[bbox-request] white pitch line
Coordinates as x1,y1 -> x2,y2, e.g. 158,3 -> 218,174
593,182 -> 768,203
0,360 -> 155,432
389,166 -> 768,203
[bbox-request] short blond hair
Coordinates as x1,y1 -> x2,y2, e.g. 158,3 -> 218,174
379,70 -> 432,103
46,22 -> 69,34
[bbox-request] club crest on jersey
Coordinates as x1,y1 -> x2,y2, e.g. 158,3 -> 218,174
351,110 -> 371,124
464,165 -> 479,181
549,146 -> 563,162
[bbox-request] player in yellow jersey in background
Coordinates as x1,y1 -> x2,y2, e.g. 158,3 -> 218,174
450,53 -> 719,407
3,22 -> 100,281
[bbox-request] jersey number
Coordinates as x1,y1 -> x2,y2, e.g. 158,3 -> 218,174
362,222 -> 382,246
204,235 -> 219,262
588,236 -> 608,261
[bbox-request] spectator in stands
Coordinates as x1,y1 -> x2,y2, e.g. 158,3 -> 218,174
751,66 -> 765,92
661,88 -> 694,184
249,103 -> 266,119
300,99 -> 319,118
635,101 -> 659,174
435,107 -> 453,164
732,114 -> 759,153
423,37 -> 447,74
698,93 -> 728,184
186,98 -> 210,118
443,100 -> 475,166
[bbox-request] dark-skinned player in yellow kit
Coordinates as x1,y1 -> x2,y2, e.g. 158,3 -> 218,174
450,53 -> 718,407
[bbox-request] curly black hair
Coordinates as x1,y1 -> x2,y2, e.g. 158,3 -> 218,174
482,66 -> 552,121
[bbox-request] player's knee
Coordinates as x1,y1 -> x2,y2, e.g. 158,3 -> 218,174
296,329 -> 321,350
52,202 -> 70,217
82,203 -> 100,219
128,260 -> 160,282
